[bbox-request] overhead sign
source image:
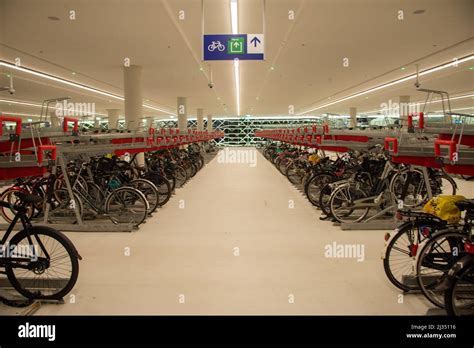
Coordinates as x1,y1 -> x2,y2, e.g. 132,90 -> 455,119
204,34 -> 264,61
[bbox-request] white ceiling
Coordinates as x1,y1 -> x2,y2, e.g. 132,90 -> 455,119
0,0 -> 473,119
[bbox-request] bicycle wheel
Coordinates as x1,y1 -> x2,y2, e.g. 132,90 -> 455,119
285,162 -> 304,185
416,231 -> 468,308
48,189 -> 84,224
5,226 -> 79,300
174,166 -> 187,188
383,219 -> 444,291
305,173 -> 335,207
0,187 -> 34,223
105,187 -> 148,226
130,179 -> 159,213
431,173 -> 457,196
389,169 -> 426,208
444,263 -> 474,316
329,184 -> 369,223
319,182 -> 335,216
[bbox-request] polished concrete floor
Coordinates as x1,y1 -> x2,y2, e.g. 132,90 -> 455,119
1,147 -> 473,315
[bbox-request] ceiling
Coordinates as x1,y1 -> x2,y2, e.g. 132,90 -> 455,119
0,0 -> 473,120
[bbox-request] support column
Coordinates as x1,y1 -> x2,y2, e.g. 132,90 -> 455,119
196,108 -> 204,131
94,116 -> 101,128
399,95 -> 410,128
107,109 -> 120,130
124,65 -> 143,131
207,114 -> 213,132
124,65 -> 145,166
349,107 -> 357,128
177,97 -> 187,133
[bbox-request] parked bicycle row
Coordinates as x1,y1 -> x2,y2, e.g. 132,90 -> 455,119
263,142 -> 457,223
0,143 -> 217,228
262,141 -> 473,316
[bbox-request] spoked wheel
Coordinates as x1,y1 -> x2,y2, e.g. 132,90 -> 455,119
174,166 -> 187,188
5,226 -> 79,300
416,231 -> 468,308
305,173 -> 335,207
48,189 -> 84,224
105,187 -> 148,227
383,220 -> 443,291
444,264 -> 474,316
329,184 -> 369,223
285,162 -> 305,185
140,174 -> 171,207
0,188 -> 35,223
319,182 -> 335,216
130,179 -> 160,214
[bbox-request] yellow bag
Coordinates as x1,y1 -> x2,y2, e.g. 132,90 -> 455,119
423,195 -> 466,224
308,154 -> 320,165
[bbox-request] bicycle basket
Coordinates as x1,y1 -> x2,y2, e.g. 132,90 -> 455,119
422,195 -> 466,224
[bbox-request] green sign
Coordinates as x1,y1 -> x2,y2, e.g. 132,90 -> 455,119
228,37 -> 244,54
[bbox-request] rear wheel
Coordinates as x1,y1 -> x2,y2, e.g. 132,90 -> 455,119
5,226 -> 79,300
444,264 -> 474,316
383,220 -> 443,291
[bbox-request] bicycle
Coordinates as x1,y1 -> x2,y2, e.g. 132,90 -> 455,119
0,192 -> 81,300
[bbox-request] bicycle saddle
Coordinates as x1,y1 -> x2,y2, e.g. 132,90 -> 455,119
14,192 -> 43,204
455,199 -> 474,212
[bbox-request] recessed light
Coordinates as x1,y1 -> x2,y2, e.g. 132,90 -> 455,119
469,66 -> 474,70
71,71 -> 76,75
48,16 -> 60,21
413,9 -> 425,14
270,66 -> 274,70
401,67 -> 406,71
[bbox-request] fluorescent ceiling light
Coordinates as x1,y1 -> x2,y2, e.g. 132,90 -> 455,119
0,60 -> 175,115
230,0 -> 240,116
234,59 -> 240,116
298,55 -> 474,115
230,0 -> 238,34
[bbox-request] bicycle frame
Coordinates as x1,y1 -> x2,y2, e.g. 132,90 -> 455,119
0,202 -> 50,269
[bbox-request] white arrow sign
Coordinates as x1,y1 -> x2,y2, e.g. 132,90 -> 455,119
247,34 -> 264,54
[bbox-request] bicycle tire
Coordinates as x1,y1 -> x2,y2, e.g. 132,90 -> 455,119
5,226 -> 79,300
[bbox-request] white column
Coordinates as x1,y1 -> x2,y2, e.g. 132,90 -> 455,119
349,107 -> 357,128
124,65 -> 143,131
196,108 -> 204,131
107,109 -> 120,130
124,65 -> 145,166
177,97 -> 187,133
207,114 -> 212,132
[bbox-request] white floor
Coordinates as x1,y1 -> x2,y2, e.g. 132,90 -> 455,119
1,147 -> 473,315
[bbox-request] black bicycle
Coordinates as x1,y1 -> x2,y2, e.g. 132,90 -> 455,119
0,192 -> 81,300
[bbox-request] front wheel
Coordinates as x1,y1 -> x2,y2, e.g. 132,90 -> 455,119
5,226 -> 79,300
105,187 -> 149,227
